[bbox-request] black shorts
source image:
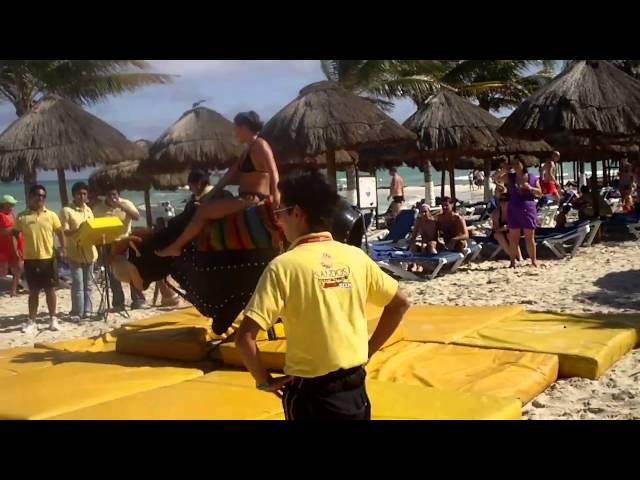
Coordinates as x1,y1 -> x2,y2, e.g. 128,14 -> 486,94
282,366 -> 370,420
24,258 -> 57,291
392,196 -> 404,204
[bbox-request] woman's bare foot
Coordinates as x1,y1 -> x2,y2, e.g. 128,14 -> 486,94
155,245 -> 182,257
531,261 -> 539,268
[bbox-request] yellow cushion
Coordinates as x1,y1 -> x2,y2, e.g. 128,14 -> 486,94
51,369 -> 282,420
35,334 -> 117,353
367,341 -> 558,404
0,350 -> 204,419
398,304 -> 524,344
0,347 -> 79,378
454,312 -> 640,379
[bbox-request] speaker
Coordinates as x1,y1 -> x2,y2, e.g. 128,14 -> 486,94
76,216 -> 124,247
331,198 -> 364,248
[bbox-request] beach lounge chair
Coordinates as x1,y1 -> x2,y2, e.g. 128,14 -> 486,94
370,248 -> 466,281
602,212 -> 640,241
370,209 -> 416,247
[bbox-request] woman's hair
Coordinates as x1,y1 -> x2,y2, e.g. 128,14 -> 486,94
278,169 -> 340,232
233,111 -> 263,133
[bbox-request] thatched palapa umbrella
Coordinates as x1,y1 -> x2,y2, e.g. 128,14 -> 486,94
261,81 -> 416,187
500,60 -> 640,216
145,106 -> 245,174
404,89 -> 550,202
90,139 -> 189,227
0,96 -> 143,204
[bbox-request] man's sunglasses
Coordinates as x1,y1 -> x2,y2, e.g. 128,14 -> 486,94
274,206 -> 293,217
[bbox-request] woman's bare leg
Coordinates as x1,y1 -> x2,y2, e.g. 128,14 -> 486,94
523,229 -> 538,267
156,199 -> 252,257
507,229 -> 521,268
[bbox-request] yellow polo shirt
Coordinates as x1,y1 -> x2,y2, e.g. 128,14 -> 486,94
60,203 -> 98,263
92,198 -> 138,240
14,208 -> 62,260
243,232 -> 399,378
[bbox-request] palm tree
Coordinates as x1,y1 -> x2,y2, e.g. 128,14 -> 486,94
321,60 -> 557,203
0,60 -> 173,203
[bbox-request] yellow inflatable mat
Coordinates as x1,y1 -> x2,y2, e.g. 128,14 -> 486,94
366,303 -> 524,344
0,347 -> 82,378
0,349 -> 204,419
453,312 -> 640,379
217,317 -> 405,371
52,369 -> 521,420
366,341 -> 558,404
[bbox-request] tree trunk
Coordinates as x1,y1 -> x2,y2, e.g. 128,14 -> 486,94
590,156 -> 600,218
345,163 -> 357,206
23,166 -> 38,202
144,189 -> 153,227
483,158 -> 492,201
448,160 -> 456,202
559,159 -> 564,188
57,168 -> 69,207
440,168 -> 446,199
422,160 -> 435,205
326,150 -> 337,187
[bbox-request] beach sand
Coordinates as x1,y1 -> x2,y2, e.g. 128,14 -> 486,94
0,235 -> 638,420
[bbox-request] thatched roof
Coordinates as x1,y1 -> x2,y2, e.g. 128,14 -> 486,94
146,107 -> 245,173
545,131 -> 640,159
0,96 -> 142,181
403,89 -> 551,160
410,154 -> 539,173
500,60 -> 640,140
89,160 -> 189,194
260,81 -> 416,168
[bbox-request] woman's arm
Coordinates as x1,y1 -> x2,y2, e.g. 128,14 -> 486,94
252,139 -> 280,206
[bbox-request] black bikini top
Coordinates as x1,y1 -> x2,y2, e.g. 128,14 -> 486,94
239,149 -> 256,173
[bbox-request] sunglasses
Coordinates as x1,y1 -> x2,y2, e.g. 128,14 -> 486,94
274,206 -> 294,217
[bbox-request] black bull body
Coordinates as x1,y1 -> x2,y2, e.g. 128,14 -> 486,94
129,198 -> 365,335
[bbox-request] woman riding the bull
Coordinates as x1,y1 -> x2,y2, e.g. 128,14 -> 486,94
156,110 -> 280,258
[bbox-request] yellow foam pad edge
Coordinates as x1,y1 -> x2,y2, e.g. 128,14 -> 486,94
0,349 -> 204,419
366,303 -> 524,344
453,312 -> 640,379
51,369 -> 521,420
367,341 -> 558,404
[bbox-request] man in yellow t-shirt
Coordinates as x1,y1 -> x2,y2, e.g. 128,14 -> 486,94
92,183 -> 146,310
14,184 -> 66,334
235,170 -> 410,420
60,182 -> 98,320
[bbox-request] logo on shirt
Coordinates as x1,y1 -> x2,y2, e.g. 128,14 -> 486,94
313,253 -> 351,289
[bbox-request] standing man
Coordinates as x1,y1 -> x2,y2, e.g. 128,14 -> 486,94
0,195 -> 24,297
235,169 -> 410,420
541,151 -> 561,205
93,183 -> 146,311
436,197 -> 469,252
387,167 -> 405,223
60,182 -> 98,321
14,185 -> 66,333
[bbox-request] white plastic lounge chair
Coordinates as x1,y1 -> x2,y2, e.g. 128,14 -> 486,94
541,223 -> 590,259
370,249 -> 465,281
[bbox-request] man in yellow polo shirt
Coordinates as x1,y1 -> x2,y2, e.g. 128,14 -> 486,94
236,169 -> 410,420
93,182 -> 146,311
60,182 -> 98,321
14,184 -> 66,334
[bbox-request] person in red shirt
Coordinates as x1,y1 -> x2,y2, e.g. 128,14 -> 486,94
0,195 -> 24,296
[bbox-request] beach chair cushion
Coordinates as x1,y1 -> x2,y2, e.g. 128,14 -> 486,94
366,341 -> 558,404
453,311 -> 640,379
52,369 -> 521,420
0,349 -> 204,419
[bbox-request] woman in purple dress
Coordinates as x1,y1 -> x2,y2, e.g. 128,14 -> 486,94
498,157 -> 542,268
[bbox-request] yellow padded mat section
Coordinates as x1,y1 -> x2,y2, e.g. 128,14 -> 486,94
51,369 -> 283,420
35,334 -> 117,353
366,341 -> 558,404
53,369 -> 520,420
0,347 -> 81,378
216,317 -> 404,371
454,312 -> 640,379
366,303 -> 524,344
0,350 -> 204,419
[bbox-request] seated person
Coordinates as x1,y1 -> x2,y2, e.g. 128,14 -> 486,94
555,204 -> 572,228
572,185 -> 613,220
408,204 -> 438,254
436,197 -> 469,252
622,190 -> 634,213
491,193 -> 522,262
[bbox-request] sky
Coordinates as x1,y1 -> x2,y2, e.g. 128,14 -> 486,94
0,60 -> 483,180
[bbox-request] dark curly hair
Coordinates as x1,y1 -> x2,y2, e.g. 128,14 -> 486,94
233,110 -> 263,133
